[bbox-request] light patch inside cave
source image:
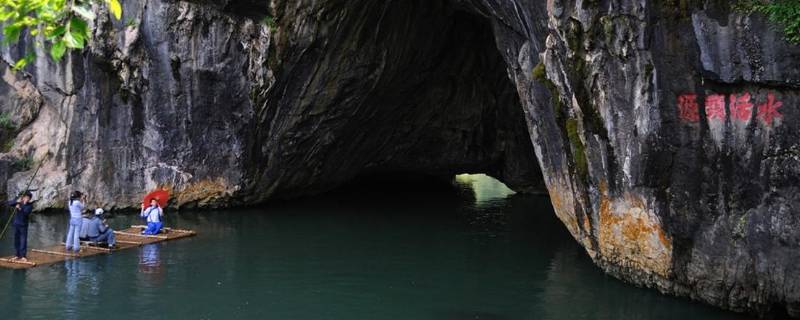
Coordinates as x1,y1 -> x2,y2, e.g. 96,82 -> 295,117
454,173 -> 516,205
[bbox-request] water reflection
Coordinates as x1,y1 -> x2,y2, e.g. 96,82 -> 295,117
0,173 -> 757,320
5,271 -> 25,319
138,244 -> 164,284
453,174 -> 519,234
63,257 -> 111,320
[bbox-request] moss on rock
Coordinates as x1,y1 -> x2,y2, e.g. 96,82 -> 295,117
566,118 -> 589,179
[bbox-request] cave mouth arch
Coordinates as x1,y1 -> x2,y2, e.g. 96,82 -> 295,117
303,171 -> 520,212
253,0 -> 545,199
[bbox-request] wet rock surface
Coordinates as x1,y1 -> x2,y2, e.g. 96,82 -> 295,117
529,2 -> 800,317
0,0 -> 798,317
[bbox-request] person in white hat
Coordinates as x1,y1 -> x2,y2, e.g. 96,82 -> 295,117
84,208 -> 116,248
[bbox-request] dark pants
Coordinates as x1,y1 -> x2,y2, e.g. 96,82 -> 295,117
13,225 -> 27,258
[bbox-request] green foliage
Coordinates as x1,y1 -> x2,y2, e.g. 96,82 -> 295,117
533,61 -> 592,180
532,62 -> 547,82
2,138 -> 13,152
0,112 -> 15,130
0,112 -> 15,152
0,0 -> 123,70
261,15 -> 276,32
12,154 -> 33,170
736,0 -> 800,44
532,62 -> 563,116
124,16 -> 136,28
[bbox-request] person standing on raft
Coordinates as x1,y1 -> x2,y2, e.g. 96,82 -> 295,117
65,191 -> 85,252
140,198 -> 164,235
6,191 -> 33,262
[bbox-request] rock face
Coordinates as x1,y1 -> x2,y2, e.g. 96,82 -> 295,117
0,0 -> 544,209
0,0 -> 798,317
1,0 -> 272,208
528,2 -> 800,318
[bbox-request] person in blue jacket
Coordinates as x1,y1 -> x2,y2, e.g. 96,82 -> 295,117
140,198 -> 164,235
83,208 -> 116,248
79,210 -> 92,241
7,191 -> 34,262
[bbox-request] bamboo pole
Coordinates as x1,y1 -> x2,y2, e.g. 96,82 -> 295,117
82,245 -> 111,252
31,249 -> 80,257
114,231 -> 168,239
116,240 -> 143,245
168,228 -> 196,234
0,257 -> 36,266
129,225 -> 195,234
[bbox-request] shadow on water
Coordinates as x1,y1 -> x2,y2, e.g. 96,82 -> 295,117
0,172 -> 756,320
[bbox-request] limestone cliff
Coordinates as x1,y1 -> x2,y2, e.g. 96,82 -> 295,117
0,0 -> 798,317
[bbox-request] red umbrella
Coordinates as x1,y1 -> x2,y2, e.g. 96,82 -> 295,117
142,189 -> 170,208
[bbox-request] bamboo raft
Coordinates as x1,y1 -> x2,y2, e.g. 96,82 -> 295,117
0,226 -> 196,269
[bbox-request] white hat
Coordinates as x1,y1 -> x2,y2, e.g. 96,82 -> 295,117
95,208 -> 104,216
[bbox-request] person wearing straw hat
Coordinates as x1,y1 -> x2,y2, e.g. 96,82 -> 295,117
6,191 -> 33,262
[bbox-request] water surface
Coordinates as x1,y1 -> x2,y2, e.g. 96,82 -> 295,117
0,175 -> 753,320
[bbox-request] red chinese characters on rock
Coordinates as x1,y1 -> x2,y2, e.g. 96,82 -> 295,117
705,94 -> 726,120
729,92 -> 754,121
677,94 -> 700,122
757,93 -> 783,126
676,92 -> 784,126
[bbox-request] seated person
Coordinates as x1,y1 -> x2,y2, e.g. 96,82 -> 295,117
85,208 -> 116,248
140,199 -> 163,235
79,211 -> 93,241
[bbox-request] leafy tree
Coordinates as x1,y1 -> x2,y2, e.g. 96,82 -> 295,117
0,0 -> 122,70
736,0 -> 800,44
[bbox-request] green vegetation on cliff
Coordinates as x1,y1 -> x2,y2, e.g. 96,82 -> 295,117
736,0 -> 800,44
0,0 -> 122,69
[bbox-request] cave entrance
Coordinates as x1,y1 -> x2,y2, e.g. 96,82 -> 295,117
311,171 -> 522,215
454,173 -> 516,205
259,0 -> 545,199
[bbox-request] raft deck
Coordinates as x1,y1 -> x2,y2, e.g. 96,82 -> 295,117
0,226 -> 196,269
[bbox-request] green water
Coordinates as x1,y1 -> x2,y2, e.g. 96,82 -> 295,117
0,175 -> 753,320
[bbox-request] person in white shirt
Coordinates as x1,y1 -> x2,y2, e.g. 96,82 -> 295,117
140,198 -> 163,235
65,191 -> 85,252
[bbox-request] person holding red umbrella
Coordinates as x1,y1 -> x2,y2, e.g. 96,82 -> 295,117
140,198 -> 164,235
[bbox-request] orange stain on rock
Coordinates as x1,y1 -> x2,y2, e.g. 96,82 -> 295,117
544,177 -> 596,253
597,190 -> 672,277
542,178 -> 672,277
173,178 -> 232,207
546,181 -> 580,238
